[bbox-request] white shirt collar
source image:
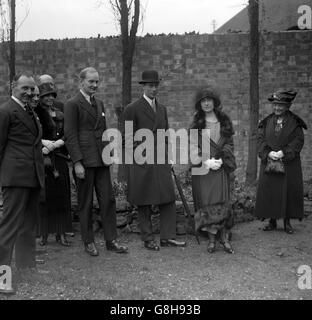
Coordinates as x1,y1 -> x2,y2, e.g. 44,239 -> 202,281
143,94 -> 155,106
11,96 -> 26,110
80,89 -> 92,104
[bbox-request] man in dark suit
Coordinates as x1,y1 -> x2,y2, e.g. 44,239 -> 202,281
0,74 -> 45,294
64,67 -> 128,256
122,70 -> 186,251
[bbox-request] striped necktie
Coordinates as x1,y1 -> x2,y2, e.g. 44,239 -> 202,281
151,99 -> 156,113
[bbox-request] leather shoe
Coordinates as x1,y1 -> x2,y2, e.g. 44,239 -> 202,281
263,219 -> 277,231
84,242 -> 99,256
284,219 -> 294,234
160,239 -> 187,247
106,240 -> 128,253
144,240 -> 160,251
56,234 -> 71,247
220,241 -> 234,254
39,235 -> 48,246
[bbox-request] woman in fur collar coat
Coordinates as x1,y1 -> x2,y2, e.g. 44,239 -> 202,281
255,89 -> 307,234
190,87 -> 236,254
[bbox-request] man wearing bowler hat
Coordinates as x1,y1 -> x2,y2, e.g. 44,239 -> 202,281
122,70 -> 186,250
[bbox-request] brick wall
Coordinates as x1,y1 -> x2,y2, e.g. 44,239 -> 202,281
0,31 -> 311,182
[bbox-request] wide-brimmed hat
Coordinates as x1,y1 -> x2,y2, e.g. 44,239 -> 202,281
138,70 -> 161,84
38,83 -> 57,98
195,86 -> 221,108
268,89 -> 297,105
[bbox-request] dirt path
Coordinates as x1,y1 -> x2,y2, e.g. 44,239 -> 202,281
1,216 -> 312,300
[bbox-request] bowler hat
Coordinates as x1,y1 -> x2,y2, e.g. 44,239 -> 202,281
138,70 -> 161,84
195,86 -> 221,108
268,89 -> 297,105
38,83 -> 57,98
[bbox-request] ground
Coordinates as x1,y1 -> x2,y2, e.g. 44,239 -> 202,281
1,216 -> 312,300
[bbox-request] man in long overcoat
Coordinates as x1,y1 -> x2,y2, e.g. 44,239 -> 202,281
122,70 -> 186,250
64,67 -> 128,256
0,74 -> 45,294
255,89 -> 307,233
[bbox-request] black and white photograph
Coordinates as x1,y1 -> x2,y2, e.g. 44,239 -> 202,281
0,0 -> 312,305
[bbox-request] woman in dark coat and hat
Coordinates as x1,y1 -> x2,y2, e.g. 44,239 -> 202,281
255,89 -> 307,233
36,83 -> 73,246
190,87 -> 236,254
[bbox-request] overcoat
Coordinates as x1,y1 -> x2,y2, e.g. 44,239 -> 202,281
0,98 -> 44,188
190,111 -> 236,212
122,97 -> 175,206
64,92 -> 108,167
255,111 -> 307,219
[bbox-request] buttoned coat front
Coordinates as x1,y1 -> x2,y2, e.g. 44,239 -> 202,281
255,111 -> 307,219
0,98 -> 44,188
122,97 -> 175,206
64,92 -> 108,167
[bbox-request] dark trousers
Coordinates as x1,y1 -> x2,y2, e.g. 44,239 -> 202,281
138,201 -> 176,241
76,167 -> 117,244
0,187 -> 40,268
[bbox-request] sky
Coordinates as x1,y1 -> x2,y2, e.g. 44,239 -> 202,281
12,0 -> 247,41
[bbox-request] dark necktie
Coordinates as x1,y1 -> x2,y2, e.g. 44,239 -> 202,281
90,96 -> 97,109
25,103 -> 38,135
151,99 -> 156,113
25,103 -> 34,116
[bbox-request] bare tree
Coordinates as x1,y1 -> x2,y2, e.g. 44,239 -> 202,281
105,0 -> 141,181
245,0 -> 260,185
108,0 -> 140,116
0,0 -> 15,93
1,0 -> 29,94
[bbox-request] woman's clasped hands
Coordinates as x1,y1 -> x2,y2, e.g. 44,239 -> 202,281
204,157 -> 223,171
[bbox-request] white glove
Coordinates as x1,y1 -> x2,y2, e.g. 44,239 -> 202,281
42,139 -> 55,151
52,139 -> 65,148
42,147 -> 50,155
204,158 -> 222,170
268,151 -> 279,160
212,158 -> 222,170
275,150 -> 284,159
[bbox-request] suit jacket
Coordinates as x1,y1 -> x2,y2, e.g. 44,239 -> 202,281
0,98 -> 44,188
122,96 -> 175,206
64,92 -> 108,167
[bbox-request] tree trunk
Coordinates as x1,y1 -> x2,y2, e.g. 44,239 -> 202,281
116,0 -> 140,182
245,0 -> 259,186
9,0 -> 16,94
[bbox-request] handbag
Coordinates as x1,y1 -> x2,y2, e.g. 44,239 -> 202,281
265,158 -> 285,174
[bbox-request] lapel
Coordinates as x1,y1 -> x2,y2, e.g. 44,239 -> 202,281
200,128 -> 224,157
11,99 -> 38,137
94,98 -> 106,130
140,97 -> 156,123
77,92 -> 97,120
152,99 -> 163,132
33,111 -> 43,145
265,115 -> 278,148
